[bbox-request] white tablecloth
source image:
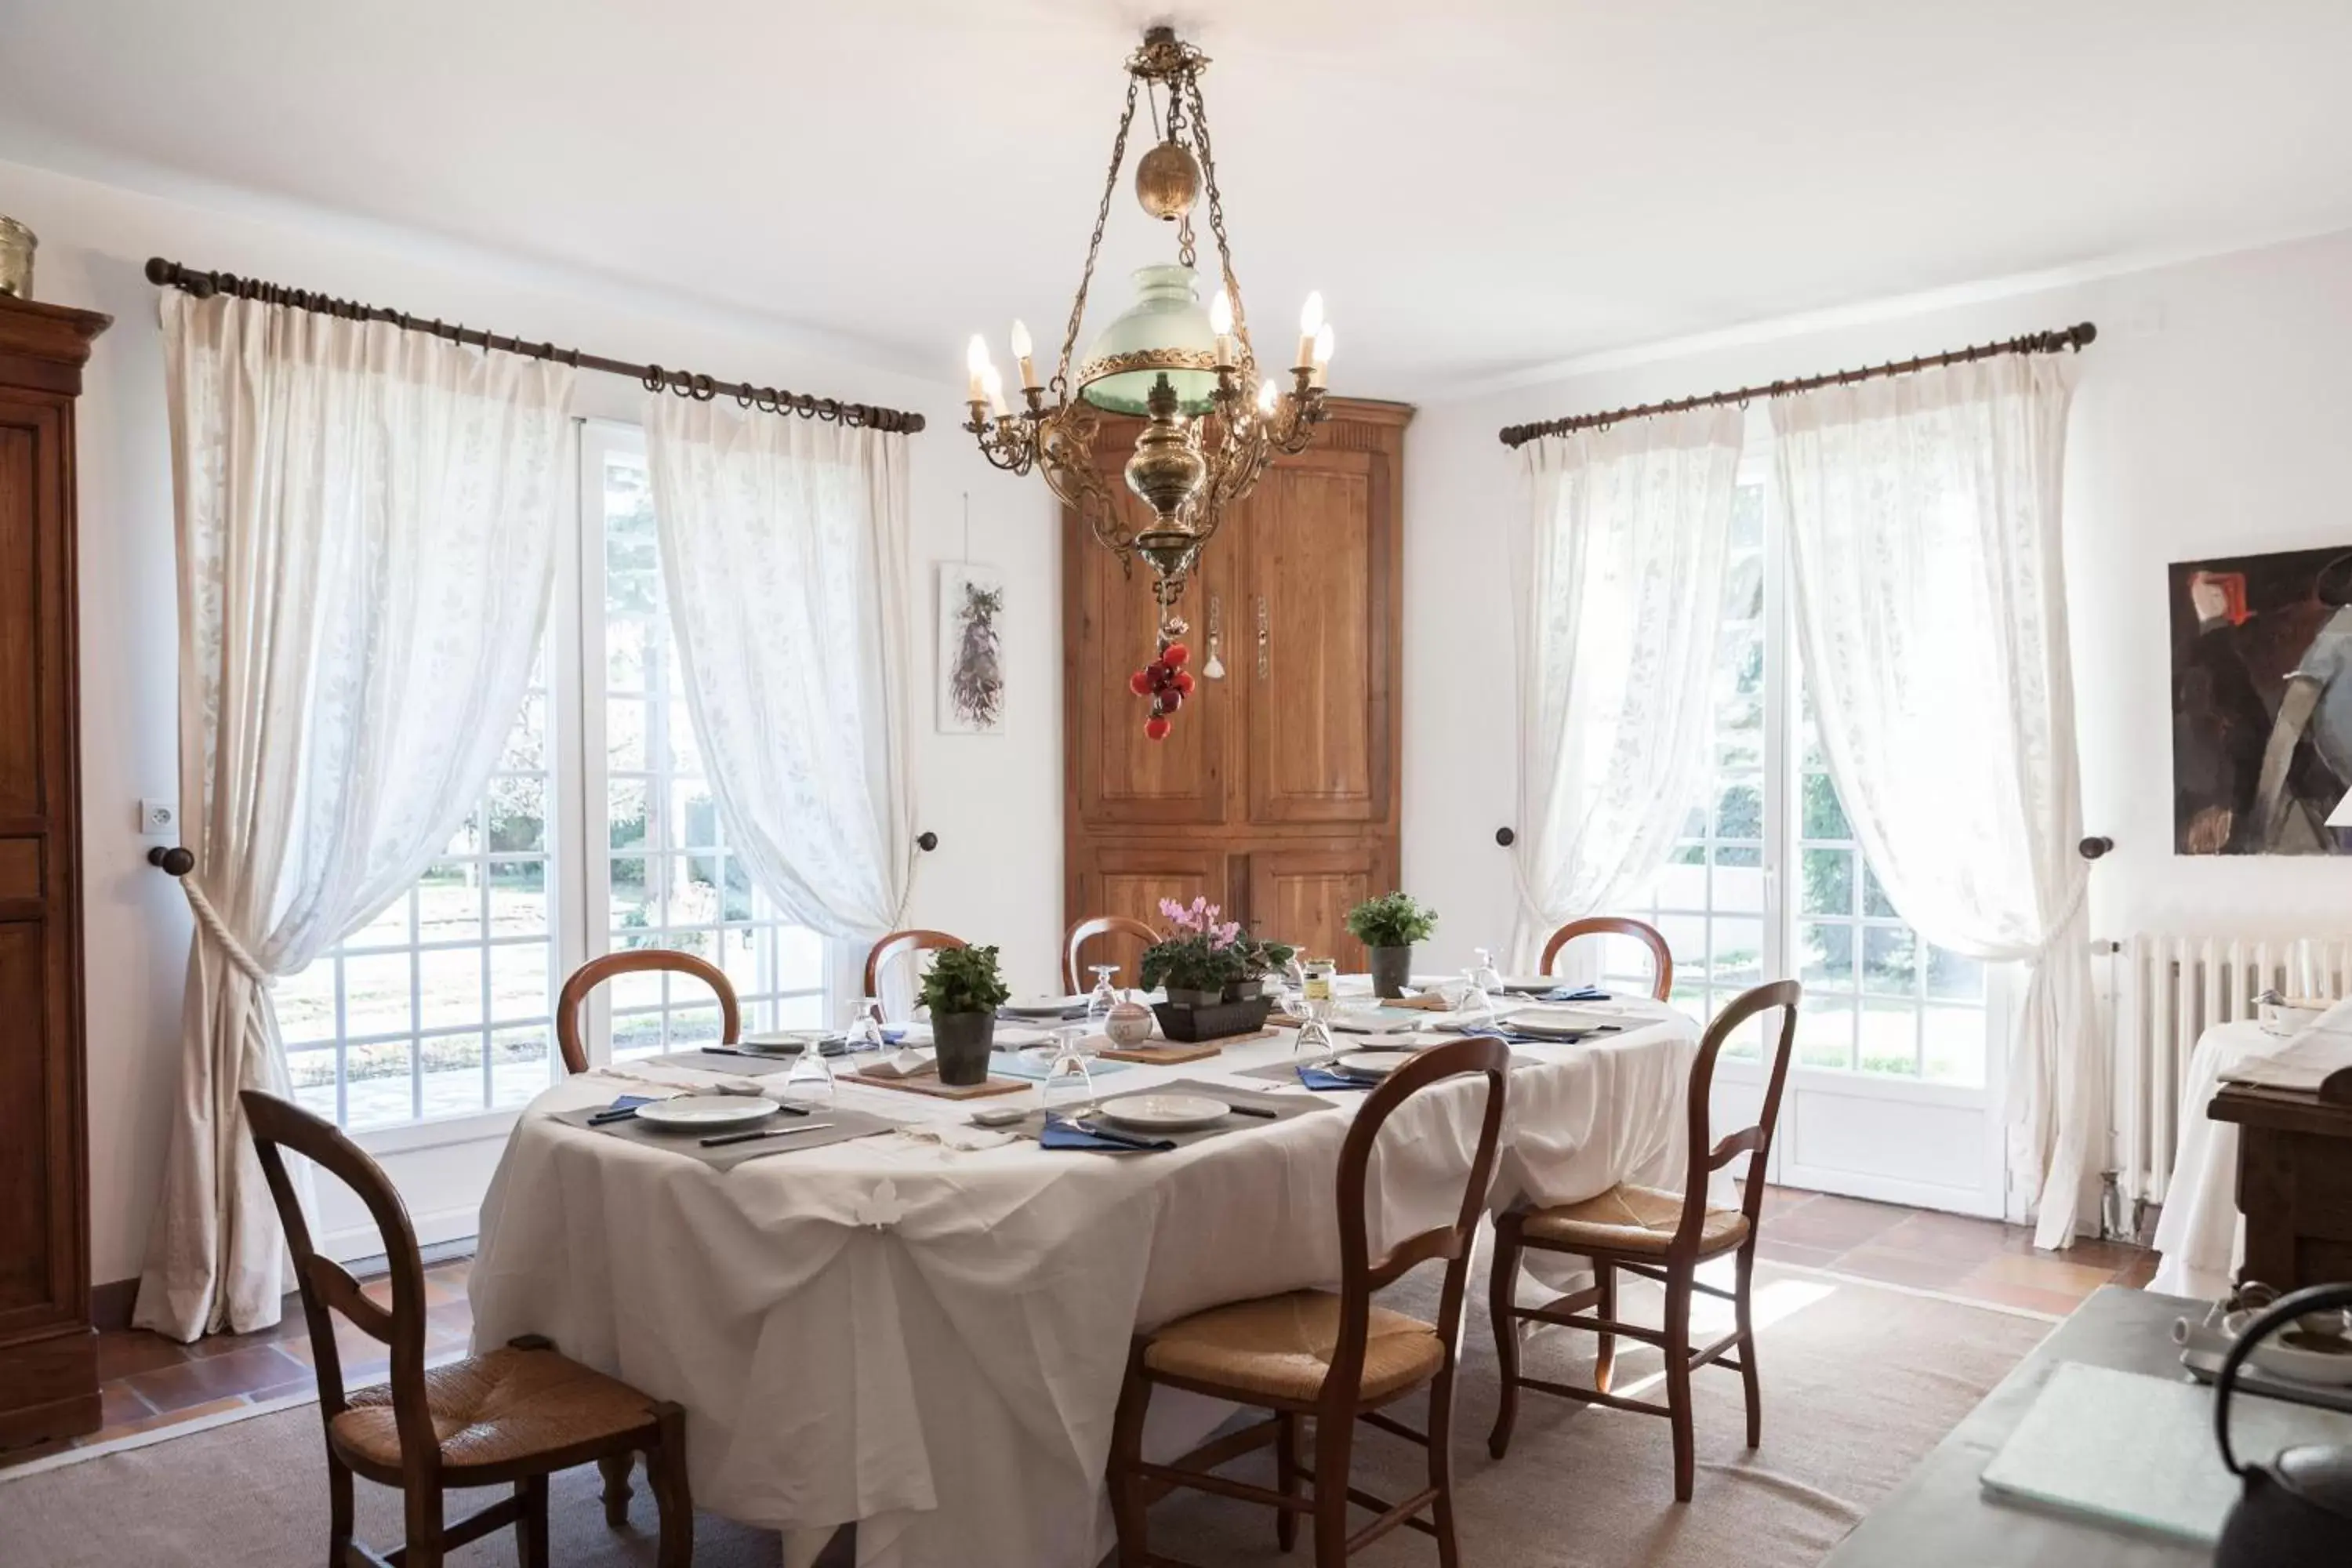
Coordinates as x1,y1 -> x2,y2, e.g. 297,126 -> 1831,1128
468,1005 -> 1700,1568
2149,1019 -> 2302,1298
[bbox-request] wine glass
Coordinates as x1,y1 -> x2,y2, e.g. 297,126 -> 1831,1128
1039,1025 -> 1097,1120
1454,965 -> 1499,1030
843,996 -> 886,1054
1471,946 -> 1507,996
779,1036 -> 836,1108
1087,964 -> 1120,1024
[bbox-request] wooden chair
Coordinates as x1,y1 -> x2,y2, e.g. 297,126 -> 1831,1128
555,949 -> 740,1076
1109,1035 -> 1513,1567
1062,914 -> 1159,994
862,927 -> 967,999
1486,978 -> 1800,1501
1540,916 -> 1675,1002
239,1089 -> 692,1567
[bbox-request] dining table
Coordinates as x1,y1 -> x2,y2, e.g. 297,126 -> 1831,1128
466,992 -> 1705,1568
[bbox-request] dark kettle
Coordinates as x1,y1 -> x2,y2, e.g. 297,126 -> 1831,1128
2212,1281 -> 2352,1568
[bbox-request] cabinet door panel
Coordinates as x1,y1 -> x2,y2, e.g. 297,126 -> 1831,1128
1247,847 -> 1387,971
0,420 -> 45,816
1067,478 -> 1234,826
1245,451 -> 1394,825
1069,842 -> 1227,989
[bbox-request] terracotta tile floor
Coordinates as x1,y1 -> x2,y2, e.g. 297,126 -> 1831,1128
5,1192 -> 2162,1468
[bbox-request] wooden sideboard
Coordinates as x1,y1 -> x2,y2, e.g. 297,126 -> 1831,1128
1063,398 -> 1409,980
2209,1073 -> 2352,1291
0,294 -> 107,1450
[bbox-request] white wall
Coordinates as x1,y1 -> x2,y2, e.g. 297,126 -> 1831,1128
0,157 -> 1061,1284
1403,227 -> 2352,974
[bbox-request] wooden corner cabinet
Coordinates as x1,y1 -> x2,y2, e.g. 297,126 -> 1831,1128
0,294 -> 108,1450
1063,397 -> 1408,975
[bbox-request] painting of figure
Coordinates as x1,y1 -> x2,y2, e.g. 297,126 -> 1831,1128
2171,546 -> 2352,854
937,561 -> 1006,735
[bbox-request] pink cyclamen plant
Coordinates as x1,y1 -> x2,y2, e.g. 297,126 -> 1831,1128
1158,895 -> 1243,949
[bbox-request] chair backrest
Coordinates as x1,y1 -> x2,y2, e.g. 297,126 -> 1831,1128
555,949 -> 740,1075
862,928 -> 967,1000
1541,916 -> 1674,1002
1062,915 -> 1158,994
1322,1035 -> 1512,1414
240,1088 -> 441,1479
1676,978 -> 1802,1247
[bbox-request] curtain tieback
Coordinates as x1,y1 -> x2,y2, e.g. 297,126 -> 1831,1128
176,876 -> 274,989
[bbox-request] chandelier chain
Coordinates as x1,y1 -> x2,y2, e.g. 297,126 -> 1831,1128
1055,74 -> 1143,397
1184,74 -> 1254,376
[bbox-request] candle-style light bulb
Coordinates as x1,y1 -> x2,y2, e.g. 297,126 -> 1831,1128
1257,376 -> 1280,416
1009,319 -> 1038,392
1294,290 -> 1325,370
966,334 -> 990,404
981,361 -> 1008,419
1209,289 -> 1236,370
1310,322 -> 1334,387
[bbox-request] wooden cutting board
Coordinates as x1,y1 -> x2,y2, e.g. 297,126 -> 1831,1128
843,1071 -> 1028,1101
1098,1028 -> 1280,1065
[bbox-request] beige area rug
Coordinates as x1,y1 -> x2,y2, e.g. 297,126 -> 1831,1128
0,1265 -> 2049,1567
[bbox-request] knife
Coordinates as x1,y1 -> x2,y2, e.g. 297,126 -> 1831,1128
701,1122 -> 837,1148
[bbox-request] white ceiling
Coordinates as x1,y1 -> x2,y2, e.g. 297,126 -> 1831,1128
4,0 -> 2350,397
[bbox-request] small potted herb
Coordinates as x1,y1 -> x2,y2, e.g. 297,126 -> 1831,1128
1346,892 -> 1438,999
918,945 -> 1011,1086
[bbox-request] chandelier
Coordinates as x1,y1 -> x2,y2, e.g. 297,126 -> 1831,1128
963,26 -> 1332,740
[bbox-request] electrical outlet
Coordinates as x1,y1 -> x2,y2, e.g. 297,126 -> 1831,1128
140,798 -> 177,836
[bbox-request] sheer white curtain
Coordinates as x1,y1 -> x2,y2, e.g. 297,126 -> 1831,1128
136,293 -> 572,1340
642,397 -> 916,950
1773,354 -> 2091,1247
1509,407 -> 1744,971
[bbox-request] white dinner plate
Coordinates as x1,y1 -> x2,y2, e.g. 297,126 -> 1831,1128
992,1025 -> 1051,1048
2222,1310 -> 2352,1386
633,1095 -> 779,1131
1332,1051 -> 1403,1080
1501,1005 -> 1620,1039
1003,995 -> 1090,1018
741,1030 -> 825,1054
1095,1093 -> 1231,1132
1497,976 -> 1566,995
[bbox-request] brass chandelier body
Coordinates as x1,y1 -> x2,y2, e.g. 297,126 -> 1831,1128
964,28 -> 1330,648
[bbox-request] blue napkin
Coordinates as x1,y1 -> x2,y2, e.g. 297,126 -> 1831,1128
1039,1115 -> 1176,1152
1541,985 -> 1610,1002
588,1094 -> 655,1124
1297,1065 -> 1377,1092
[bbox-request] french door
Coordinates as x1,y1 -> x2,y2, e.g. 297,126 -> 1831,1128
1596,466 -> 2010,1217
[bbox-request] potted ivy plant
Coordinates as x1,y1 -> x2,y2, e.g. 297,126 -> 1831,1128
1346,891 -> 1438,998
918,945 -> 1011,1087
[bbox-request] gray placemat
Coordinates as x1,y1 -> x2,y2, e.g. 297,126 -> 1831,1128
641,1047 -> 812,1078
553,1102 -> 900,1170
1004,1077 -> 1337,1149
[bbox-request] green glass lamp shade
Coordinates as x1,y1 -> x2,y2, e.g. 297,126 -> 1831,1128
1076,263 -> 1221,416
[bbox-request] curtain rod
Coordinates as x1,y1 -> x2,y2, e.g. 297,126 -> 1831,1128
1495,321 -> 2096,449
143,257 -> 927,434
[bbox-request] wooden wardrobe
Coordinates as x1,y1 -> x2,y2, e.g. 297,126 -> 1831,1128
1063,397 -> 1409,981
0,294 -> 107,1449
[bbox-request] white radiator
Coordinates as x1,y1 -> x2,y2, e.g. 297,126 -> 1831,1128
2112,933 -> 2352,1209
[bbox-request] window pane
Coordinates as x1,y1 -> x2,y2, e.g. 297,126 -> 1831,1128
416,865 -> 481,945
1797,996 -> 1855,1071
278,962 -> 338,1047
421,1031 -> 488,1117
1800,848 -> 1853,916
1801,771 -> 1850,840
287,1043 -> 338,1122
1923,1006 -> 1989,1086
608,779 -> 651,850
491,942 -> 550,1025
418,946 -> 482,1030
497,693 -> 546,775
1798,922 -> 1855,993
1926,943 -> 1984,1001
486,775 -> 545,853
343,952 -> 413,1039
1858,999 -> 1921,1076
1715,779 -> 1763,840
492,1026 -> 553,1108
1863,864 -> 1899,919
1708,916 -> 1765,987
1861,925 -> 1918,996
486,858 -> 547,937
344,1040 -> 415,1130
